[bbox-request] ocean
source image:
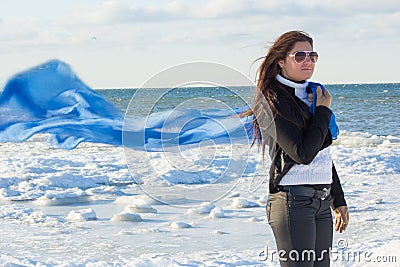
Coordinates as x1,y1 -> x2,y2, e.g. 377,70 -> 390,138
97,83 -> 400,137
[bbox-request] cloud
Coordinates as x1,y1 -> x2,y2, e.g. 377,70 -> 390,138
377,11 -> 400,33
58,1 -> 182,26
55,0 -> 400,43
189,0 -> 251,18
190,0 -> 400,19
253,0 -> 399,17
0,18 -> 40,45
2,0 -> 399,53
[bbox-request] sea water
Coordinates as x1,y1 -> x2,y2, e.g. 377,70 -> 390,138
97,83 -> 400,137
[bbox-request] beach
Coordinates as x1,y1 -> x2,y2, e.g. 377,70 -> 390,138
0,84 -> 400,266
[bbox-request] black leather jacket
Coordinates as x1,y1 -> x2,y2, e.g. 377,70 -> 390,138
263,81 -> 346,208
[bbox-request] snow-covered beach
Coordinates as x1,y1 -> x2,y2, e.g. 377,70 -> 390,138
1,0 -> 399,265
1,130 -> 399,266
0,65 -> 399,266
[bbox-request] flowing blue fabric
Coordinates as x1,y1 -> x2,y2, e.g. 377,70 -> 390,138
0,60 -> 123,149
0,60 -> 251,150
308,82 -> 339,140
129,106 -> 252,151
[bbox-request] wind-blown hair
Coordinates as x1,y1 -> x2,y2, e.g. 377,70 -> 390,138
243,30 -> 314,154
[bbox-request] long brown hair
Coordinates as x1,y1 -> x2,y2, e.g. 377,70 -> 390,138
244,30 -> 314,152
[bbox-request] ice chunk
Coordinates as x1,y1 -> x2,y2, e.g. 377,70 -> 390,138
0,205 -> 65,226
186,202 -> 216,215
231,197 -> 259,209
228,192 -> 240,198
124,204 -> 157,214
111,212 -> 142,222
366,198 -> 384,205
170,221 -> 191,229
114,195 -> 162,205
245,216 -> 264,223
35,188 -> 93,206
256,194 -> 269,206
209,207 -> 225,218
67,208 -> 97,222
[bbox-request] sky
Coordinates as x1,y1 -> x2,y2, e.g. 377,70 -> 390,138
0,0 -> 399,88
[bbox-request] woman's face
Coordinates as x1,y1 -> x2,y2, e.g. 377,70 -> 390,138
279,41 -> 315,82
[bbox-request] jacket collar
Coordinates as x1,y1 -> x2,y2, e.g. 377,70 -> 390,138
276,74 -> 310,106
276,74 -> 308,90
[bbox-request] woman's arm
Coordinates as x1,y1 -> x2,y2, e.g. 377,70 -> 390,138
331,163 -> 347,208
331,164 -> 349,232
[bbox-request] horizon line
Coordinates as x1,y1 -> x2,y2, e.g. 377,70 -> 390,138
93,81 -> 400,90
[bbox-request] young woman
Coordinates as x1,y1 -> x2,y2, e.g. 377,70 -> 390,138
246,31 -> 349,266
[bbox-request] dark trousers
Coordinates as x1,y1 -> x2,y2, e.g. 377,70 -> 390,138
267,191 -> 333,267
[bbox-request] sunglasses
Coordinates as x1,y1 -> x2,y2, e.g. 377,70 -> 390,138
288,51 -> 319,64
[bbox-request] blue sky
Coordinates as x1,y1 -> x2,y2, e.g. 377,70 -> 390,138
0,0 -> 399,88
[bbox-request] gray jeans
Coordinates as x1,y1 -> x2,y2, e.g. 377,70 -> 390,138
267,191 -> 333,267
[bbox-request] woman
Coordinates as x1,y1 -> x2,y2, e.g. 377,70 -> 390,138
247,31 -> 349,266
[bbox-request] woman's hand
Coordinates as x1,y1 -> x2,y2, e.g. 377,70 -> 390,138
333,206 -> 349,233
316,86 -> 331,108
308,92 -> 314,104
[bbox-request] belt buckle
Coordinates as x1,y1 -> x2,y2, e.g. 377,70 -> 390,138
320,188 -> 328,200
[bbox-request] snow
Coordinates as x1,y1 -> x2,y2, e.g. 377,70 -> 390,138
111,212 -> 143,222
170,221 -> 192,229
209,207 -> 225,218
231,197 -> 259,209
0,132 -> 399,266
186,202 -> 216,215
67,208 -> 97,222
0,204 -> 66,227
35,188 -> 93,206
124,204 -> 158,214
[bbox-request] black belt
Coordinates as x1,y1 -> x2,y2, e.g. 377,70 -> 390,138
279,185 -> 331,200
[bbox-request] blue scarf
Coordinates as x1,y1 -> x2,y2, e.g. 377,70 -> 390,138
275,74 -> 339,140
308,82 -> 339,140
0,60 -> 337,150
